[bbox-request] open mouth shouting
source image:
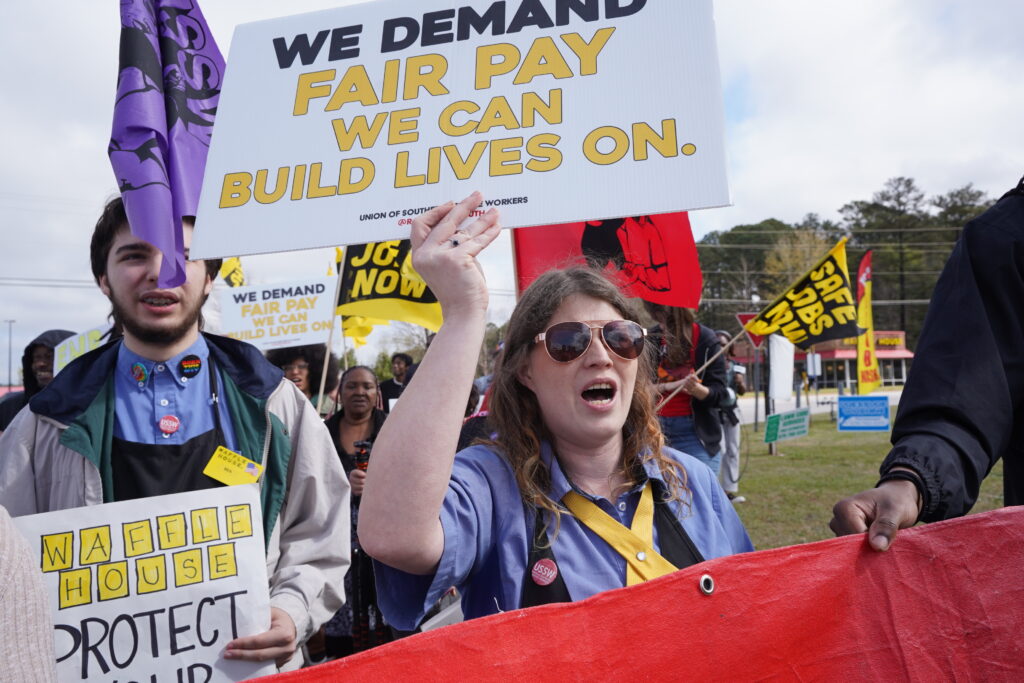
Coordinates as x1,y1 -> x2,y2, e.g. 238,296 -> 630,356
581,379 -> 617,407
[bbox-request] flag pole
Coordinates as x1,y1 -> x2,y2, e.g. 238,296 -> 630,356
655,330 -> 743,412
316,263 -> 347,416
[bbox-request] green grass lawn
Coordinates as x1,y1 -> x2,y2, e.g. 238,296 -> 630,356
730,413 -> 1005,550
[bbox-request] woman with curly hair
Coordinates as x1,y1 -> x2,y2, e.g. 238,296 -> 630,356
359,194 -> 751,629
265,344 -> 338,418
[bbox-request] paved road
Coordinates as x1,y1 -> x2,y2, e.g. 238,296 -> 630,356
734,388 -> 903,426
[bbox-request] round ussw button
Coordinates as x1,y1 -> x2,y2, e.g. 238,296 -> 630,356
531,558 -> 558,586
159,415 -> 180,435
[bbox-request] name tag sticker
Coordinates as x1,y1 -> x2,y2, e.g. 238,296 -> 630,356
203,446 -> 264,486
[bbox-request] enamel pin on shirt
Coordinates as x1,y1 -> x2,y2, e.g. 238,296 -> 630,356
131,362 -> 148,387
159,414 -> 180,435
179,354 -> 202,380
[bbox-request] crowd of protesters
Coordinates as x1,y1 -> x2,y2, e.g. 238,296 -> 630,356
2,177 -> 1023,674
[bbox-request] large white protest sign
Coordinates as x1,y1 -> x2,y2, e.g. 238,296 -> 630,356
217,277 -> 337,350
193,0 -> 728,259
13,485 -> 275,682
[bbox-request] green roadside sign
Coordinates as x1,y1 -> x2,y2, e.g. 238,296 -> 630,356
764,407 -> 811,443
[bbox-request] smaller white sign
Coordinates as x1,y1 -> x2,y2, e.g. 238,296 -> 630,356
218,277 -> 337,351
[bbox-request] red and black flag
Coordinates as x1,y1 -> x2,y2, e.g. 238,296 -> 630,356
512,212 -> 702,308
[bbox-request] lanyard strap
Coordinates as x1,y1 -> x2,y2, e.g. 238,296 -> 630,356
562,482 -> 678,586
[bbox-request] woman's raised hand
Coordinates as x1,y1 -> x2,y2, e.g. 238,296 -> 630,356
410,192 -> 501,318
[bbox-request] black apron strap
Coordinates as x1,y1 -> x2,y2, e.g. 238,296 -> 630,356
651,479 -> 705,569
520,507 -> 572,608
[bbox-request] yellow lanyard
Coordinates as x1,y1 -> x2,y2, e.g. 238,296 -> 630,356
562,481 -> 678,586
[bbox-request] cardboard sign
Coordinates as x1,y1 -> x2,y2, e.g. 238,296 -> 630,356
193,0 -> 729,259
217,277 -> 337,350
837,396 -> 891,431
54,326 -> 111,374
763,407 -> 810,444
13,486 -> 275,682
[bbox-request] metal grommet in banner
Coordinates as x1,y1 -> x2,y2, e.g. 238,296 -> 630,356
699,573 -> 715,595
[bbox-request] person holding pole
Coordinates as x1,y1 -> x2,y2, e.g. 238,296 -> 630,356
358,194 -> 751,630
644,304 -> 730,475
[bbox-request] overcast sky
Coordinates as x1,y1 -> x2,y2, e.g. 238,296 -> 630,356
2,0 -> 1022,381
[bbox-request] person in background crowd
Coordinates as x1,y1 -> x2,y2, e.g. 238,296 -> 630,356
378,352 -> 412,413
831,175 -> 1024,550
0,196 -> 349,671
473,341 -> 504,396
266,344 -> 339,418
645,303 -> 730,475
323,366 -> 390,657
358,194 -> 751,630
716,330 -> 747,503
0,329 -> 75,434
0,504 -> 57,683
402,332 -> 435,385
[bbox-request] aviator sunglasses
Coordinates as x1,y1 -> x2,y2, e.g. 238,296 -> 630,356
534,320 -> 647,363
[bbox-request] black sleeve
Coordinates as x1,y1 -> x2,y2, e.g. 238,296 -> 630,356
694,326 -> 728,408
881,193 -> 1024,521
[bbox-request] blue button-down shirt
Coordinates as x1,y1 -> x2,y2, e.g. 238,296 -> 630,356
113,337 -> 237,449
374,442 -> 753,630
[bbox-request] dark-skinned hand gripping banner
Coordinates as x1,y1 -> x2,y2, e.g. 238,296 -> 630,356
257,507 -> 1024,681
337,240 -> 442,331
745,238 -> 858,349
513,212 -> 702,308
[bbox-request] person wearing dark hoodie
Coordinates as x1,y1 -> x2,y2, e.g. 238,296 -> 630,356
0,329 -> 74,434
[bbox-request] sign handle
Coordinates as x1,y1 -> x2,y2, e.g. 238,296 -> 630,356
654,330 -> 741,412
316,269 -> 346,416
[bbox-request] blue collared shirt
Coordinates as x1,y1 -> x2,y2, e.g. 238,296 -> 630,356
374,442 -> 754,630
113,337 -> 237,449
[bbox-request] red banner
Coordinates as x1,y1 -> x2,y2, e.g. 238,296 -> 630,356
264,507 -> 1024,681
512,213 -> 702,308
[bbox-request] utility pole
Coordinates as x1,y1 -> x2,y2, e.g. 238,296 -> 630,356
4,320 -> 14,391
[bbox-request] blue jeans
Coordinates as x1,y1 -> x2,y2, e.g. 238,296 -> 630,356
659,415 -> 721,475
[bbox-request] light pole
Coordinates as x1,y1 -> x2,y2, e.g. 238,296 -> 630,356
4,320 -> 14,391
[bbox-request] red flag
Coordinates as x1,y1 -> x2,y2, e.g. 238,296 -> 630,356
259,508 -> 1024,681
512,213 -> 702,307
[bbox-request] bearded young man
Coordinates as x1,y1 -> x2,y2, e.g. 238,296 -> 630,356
0,196 -> 349,670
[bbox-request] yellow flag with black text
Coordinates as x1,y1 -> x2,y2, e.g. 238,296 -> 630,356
336,240 -> 442,331
744,238 -> 858,349
219,257 -> 246,287
856,251 -> 881,394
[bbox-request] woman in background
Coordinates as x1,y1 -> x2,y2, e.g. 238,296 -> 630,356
644,304 -> 730,475
265,344 -> 338,417
322,366 -> 389,657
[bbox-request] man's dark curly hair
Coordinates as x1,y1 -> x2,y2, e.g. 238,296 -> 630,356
266,344 -> 339,397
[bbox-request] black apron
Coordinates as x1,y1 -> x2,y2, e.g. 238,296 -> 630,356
521,479 -> 705,607
111,357 -> 227,501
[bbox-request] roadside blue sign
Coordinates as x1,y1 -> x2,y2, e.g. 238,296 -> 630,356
837,396 -> 891,431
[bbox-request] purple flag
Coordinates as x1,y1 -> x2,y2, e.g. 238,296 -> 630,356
109,0 -> 224,287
